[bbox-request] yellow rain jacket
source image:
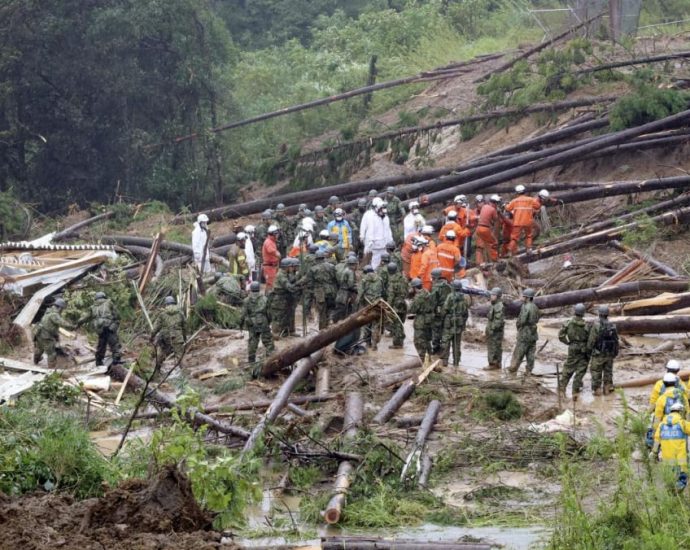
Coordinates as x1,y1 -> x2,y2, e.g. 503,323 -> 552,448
654,386 -> 690,426
654,412 -> 690,471
649,378 -> 688,408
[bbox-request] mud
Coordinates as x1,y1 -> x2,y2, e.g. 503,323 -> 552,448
0,467 -> 231,550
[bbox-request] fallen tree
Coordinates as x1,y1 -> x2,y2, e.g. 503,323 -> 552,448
609,240 -> 681,278
101,235 -> 228,266
552,176 -> 690,205
53,211 -> 114,242
541,315 -> 690,335
373,360 -> 441,424
616,369 -> 690,389
613,292 -> 690,316
261,300 -> 392,377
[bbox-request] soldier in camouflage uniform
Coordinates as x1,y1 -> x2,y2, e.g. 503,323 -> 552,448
558,303 -> 591,401
309,250 -> 338,329
273,204 -> 291,256
78,292 -> 122,366
386,262 -> 408,349
387,241 -> 402,272
377,252 -> 391,298
485,287 -> 505,370
33,298 -> 72,369
334,255 -> 358,322
409,278 -> 435,360
313,205 -> 328,234
358,265 -> 383,350
440,280 -> 469,367
508,288 -> 541,376
210,272 -> 246,306
240,281 -> 275,364
151,296 -> 187,360
270,258 -> 300,337
324,195 -> 340,219
349,198 -> 367,256
299,244 -> 319,319
385,187 -> 405,245
430,268 -> 451,354
588,305 -> 619,395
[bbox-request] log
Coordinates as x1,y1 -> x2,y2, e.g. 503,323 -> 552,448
109,363 -> 249,439
138,232 -> 163,293
400,400 -> 441,486
315,366 -> 330,397
53,211 -> 114,241
577,50 -> 690,75
609,240 -> 681,278
417,454 -> 433,489
373,360 -> 441,425
597,259 -> 645,288
553,176 -> 690,206
515,205 -> 690,263
540,314 -> 690,335
101,235 -> 228,266
322,538 -> 492,550
619,292 -> 690,316
323,392 -> 363,525
616,369 -> 690,389
474,280 -> 690,317
242,350 -> 324,455
207,393 -> 339,413
261,299 -> 392,377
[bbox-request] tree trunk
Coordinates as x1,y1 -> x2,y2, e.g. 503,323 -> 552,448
617,369 -> 690,389
102,235 -> 228,266
53,211 -> 114,241
373,360 -> 441,424
553,176 -> 690,206
261,300 -> 391,377
609,239 -> 681,278
616,292 -> 690,316
577,50 -> 690,75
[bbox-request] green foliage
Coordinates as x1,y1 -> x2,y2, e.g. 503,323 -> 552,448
190,293 -> 242,330
619,213 -> 659,248
288,465 -> 322,490
610,86 -> 688,131
482,390 -> 523,420
0,190 -> 30,240
0,401 -> 116,497
30,373 -> 82,406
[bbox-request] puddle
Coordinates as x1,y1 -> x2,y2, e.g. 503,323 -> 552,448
90,427 -> 152,457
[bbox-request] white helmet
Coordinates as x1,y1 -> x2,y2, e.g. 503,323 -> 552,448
319,229 -> 329,238
538,189 -> 550,199
476,194 -> 484,202
490,194 -> 501,203
414,214 -> 425,229
267,224 -> 279,234
372,197 -> 384,209
421,225 -> 434,235
334,208 -> 344,218
515,184 -> 526,193
671,402 -> 685,412
236,232 -> 247,241
197,213 -> 209,223
447,210 -> 458,220
244,225 -> 255,234
453,194 -> 467,204
663,372 -> 678,385
301,217 -> 316,232
408,201 -> 419,212
666,359 -> 682,373
446,230 -> 456,240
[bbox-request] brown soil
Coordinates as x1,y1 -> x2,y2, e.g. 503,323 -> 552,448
0,467 -> 235,550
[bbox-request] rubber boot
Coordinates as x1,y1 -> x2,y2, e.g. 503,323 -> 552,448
572,393 -> 579,404
604,384 -> 614,394
485,363 -> 501,370
593,388 -> 603,396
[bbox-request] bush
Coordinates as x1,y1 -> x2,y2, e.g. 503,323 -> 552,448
610,86 -> 688,131
484,390 -> 523,420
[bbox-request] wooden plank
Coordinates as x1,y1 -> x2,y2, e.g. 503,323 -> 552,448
199,369 -> 230,381
138,231 -> 163,293
12,279 -> 73,329
0,357 -> 52,374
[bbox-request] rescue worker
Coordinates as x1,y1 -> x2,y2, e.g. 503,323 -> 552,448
228,232 -> 250,280
324,195 -> 340,218
192,213 -> 211,274
255,209 -> 273,266
508,288 -> 540,377
651,401 -> 690,490
358,265 -> 383,350
385,186 -> 405,244
499,200 -> 513,258
403,201 -> 424,238
437,230 -> 462,282
440,279 -> 469,366
78,292 -> 122,367
476,195 -> 501,265
244,225 -> 257,283
409,278 -> 435,360
386,262 -> 409,349
650,359 -> 687,409
240,281 -> 275,365
271,258 -> 300,338
377,252 -> 391,298
349,198 -> 367,255
334,256 -> 358,321
314,229 -> 331,251
327,208 -> 353,260
505,185 -> 540,255
314,205 -> 328,234
430,268 -> 451,354
33,298 -> 72,369
401,216 -> 424,277
420,230 -> 440,291
261,225 -> 281,290
365,189 -> 379,209
151,296 -> 187,360
588,305 -> 619,395
360,197 -> 393,269
309,250 -> 337,329
409,236 -> 427,281
485,287 -> 505,370
654,373 -> 690,428
210,272 -> 245,306
273,203 -> 291,255
439,210 -> 468,248
558,303 -> 591,401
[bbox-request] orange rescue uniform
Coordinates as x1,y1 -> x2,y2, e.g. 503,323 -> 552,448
261,236 -> 281,289
437,241 -> 462,281
505,195 -> 540,254
420,246 -> 440,291
439,222 -> 469,247
409,248 -> 424,280
401,231 -> 420,278
475,203 -> 499,264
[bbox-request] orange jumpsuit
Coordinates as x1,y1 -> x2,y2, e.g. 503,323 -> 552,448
439,221 -> 469,248
437,241 -> 462,281
475,203 -> 499,264
505,196 -> 540,254
261,236 -> 281,289
401,231 -> 420,278
420,246 -> 440,291
409,248 -> 424,281
500,214 -> 513,257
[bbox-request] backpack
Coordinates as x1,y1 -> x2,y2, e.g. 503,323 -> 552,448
595,322 -> 619,356
664,387 -> 684,415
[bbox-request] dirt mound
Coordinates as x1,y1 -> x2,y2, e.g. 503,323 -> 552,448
0,467 -> 235,550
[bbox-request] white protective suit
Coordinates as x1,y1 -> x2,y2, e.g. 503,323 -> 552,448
191,222 -> 211,274
403,212 -> 425,238
359,209 -> 393,269
245,238 -> 256,284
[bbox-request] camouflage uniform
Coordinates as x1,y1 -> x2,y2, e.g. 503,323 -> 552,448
240,292 -> 275,363
210,274 -> 245,306
558,316 -> 591,395
334,263 -> 358,322
440,292 -> 469,366
255,222 -> 271,263
152,305 -> 187,360
358,271 -> 383,349
80,297 -> 122,366
270,268 -> 299,337
485,299 -> 505,368
309,258 -> 338,329
588,319 -> 619,393
386,195 -> 405,245
377,263 -> 390,300
508,301 -> 540,374
349,206 -> 367,255
273,213 -> 291,255
391,250 -> 403,272
409,288 -> 435,359
387,272 -> 409,347
299,252 -> 316,318
430,278 -> 452,354
33,306 -> 71,368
